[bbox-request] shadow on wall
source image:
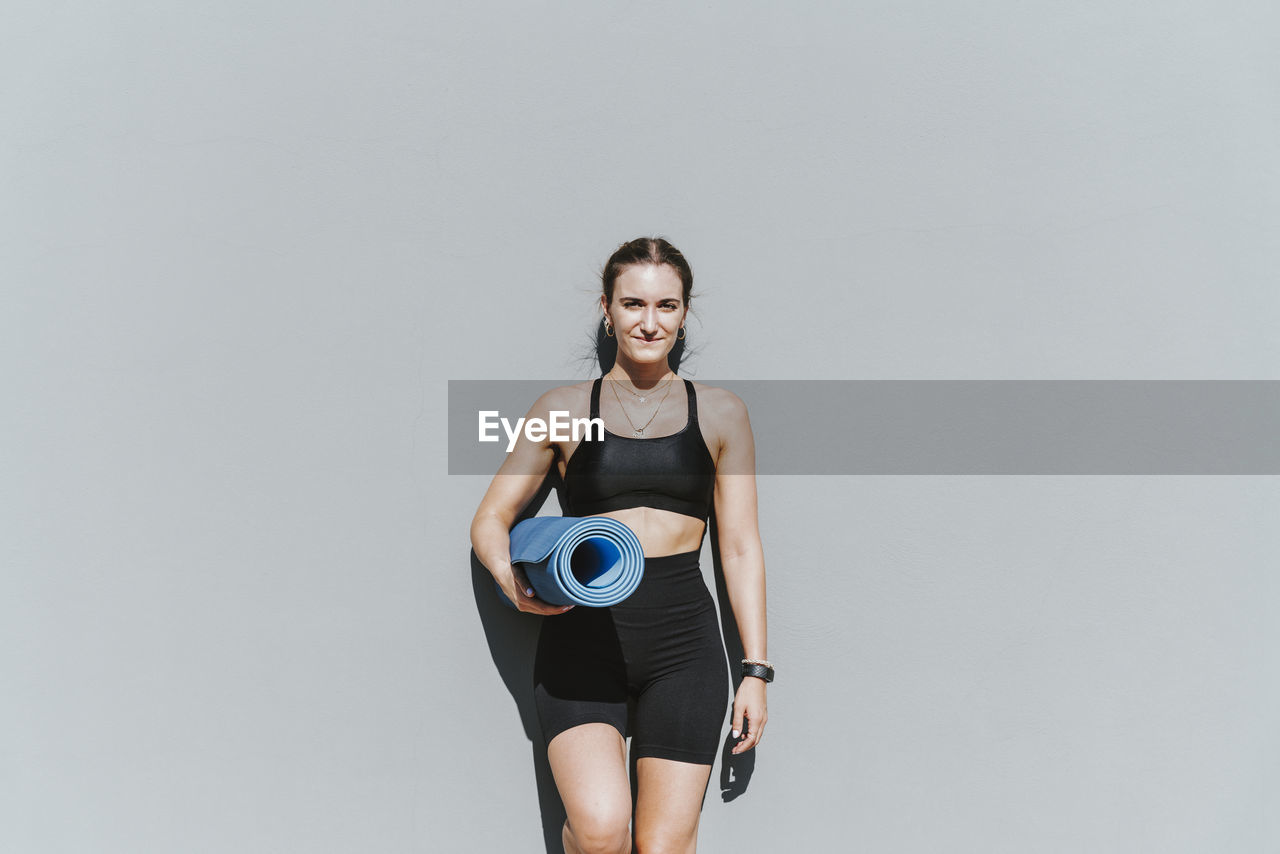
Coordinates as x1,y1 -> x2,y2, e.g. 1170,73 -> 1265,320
470,473 -> 567,853
709,514 -> 756,803
470,475 -> 758,852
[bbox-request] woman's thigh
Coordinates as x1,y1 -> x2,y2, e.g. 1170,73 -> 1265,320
634,756 -> 712,853
547,723 -> 632,841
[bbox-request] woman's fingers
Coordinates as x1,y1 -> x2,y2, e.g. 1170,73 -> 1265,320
502,566 -> 570,615
731,713 -> 752,753
524,597 -> 575,615
731,713 -> 765,753
511,566 -> 535,599
516,589 -> 574,616
729,682 -> 768,753
506,574 -> 573,616
740,712 -> 765,751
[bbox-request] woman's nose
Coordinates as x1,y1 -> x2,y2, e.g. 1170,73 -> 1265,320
641,308 -> 659,332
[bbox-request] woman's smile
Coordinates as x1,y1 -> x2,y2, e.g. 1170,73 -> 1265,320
602,263 -> 688,374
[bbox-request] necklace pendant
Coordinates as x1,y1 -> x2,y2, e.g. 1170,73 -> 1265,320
633,429 -> 645,438
636,396 -> 646,403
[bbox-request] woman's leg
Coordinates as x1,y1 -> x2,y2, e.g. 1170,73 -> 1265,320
632,757 -> 712,853
547,723 -> 632,854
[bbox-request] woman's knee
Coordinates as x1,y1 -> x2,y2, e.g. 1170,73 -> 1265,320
633,829 -> 695,854
566,809 -> 631,854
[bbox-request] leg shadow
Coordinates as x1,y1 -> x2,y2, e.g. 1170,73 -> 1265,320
470,474 -> 568,853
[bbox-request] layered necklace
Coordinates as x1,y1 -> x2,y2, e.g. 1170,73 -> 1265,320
613,376 -> 665,403
607,373 -> 677,437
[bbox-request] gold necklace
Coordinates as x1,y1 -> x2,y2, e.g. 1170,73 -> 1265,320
608,376 -> 676,437
614,376 -> 674,403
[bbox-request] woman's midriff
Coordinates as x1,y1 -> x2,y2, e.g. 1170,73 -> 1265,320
593,507 -> 706,557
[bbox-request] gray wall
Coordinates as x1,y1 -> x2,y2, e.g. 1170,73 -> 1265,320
4,1 -> 1277,851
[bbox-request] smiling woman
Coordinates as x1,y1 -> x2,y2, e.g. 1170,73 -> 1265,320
470,237 -> 771,854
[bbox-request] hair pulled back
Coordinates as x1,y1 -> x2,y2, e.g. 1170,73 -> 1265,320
595,236 -> 695,374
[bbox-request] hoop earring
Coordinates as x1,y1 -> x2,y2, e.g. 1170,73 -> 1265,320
604,319 -> 615,337
677,326 -> 686,340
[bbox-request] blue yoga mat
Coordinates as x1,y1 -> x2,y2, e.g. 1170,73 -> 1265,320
497,516 -> 645,608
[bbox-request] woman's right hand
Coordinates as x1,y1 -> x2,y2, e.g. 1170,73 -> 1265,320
496,561 -> 575,616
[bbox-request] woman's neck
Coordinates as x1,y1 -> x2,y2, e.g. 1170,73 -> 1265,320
606,358 -> 676,389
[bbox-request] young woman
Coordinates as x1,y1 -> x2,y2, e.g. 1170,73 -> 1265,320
470,237 -> 770,853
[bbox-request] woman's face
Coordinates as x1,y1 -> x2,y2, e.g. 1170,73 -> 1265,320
603,263 -> 688,368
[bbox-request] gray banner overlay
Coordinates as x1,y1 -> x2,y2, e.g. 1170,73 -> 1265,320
449,381 -> 1280,475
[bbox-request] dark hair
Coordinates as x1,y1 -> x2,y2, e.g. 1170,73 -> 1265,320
594,236 -> 695,374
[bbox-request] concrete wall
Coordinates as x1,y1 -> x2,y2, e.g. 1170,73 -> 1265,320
4,2 -> 1277,851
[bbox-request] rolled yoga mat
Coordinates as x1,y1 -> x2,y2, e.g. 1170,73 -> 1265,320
497,516 -> 645,608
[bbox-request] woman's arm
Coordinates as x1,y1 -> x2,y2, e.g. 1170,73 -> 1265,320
470,388 -> 576,616
709,389 -> 769,754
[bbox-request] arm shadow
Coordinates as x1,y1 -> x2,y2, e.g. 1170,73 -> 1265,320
708,512 -> 757,802
469,471 -> 568,853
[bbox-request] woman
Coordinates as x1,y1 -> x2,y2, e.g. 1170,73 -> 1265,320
470,237 -> 770,854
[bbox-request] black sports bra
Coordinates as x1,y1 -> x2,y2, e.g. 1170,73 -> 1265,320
561,377 -> 717,522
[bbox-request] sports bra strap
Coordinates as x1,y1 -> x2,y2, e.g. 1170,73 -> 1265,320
590,377 -> 602,419
683,379 -> 698,424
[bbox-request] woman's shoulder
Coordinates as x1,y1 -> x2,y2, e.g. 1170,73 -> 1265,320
686,380 -> 750,425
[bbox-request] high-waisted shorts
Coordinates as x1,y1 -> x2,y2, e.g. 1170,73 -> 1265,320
533,549 -> 729,765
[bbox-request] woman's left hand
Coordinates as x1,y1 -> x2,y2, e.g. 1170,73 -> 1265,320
730,676 -> 768,754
